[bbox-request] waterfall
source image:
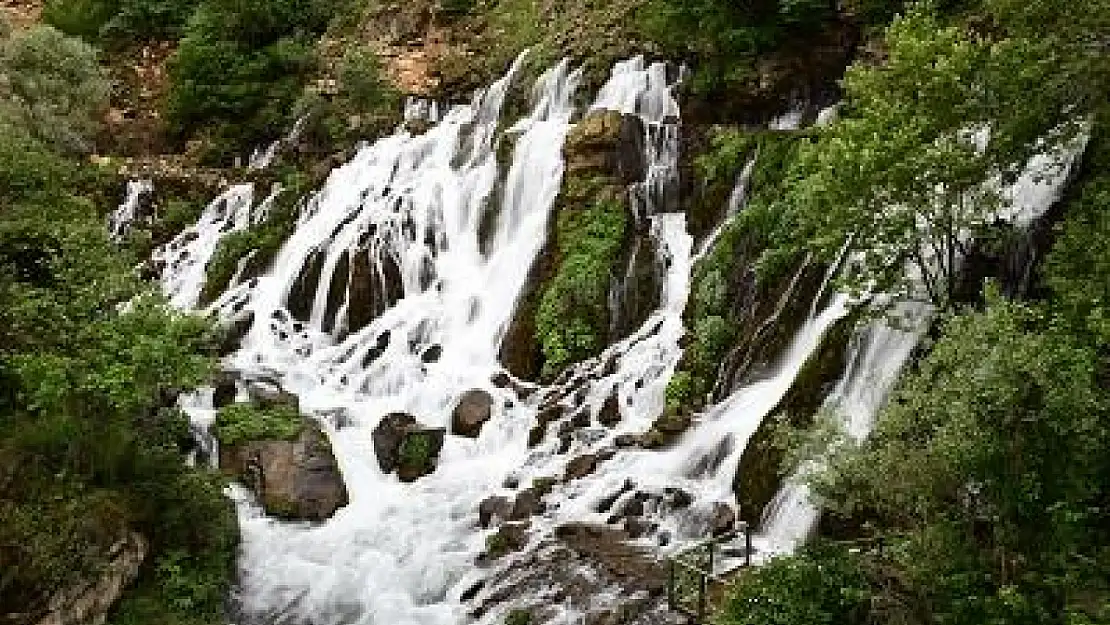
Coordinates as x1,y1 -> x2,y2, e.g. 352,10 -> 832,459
108,178 -> 152,241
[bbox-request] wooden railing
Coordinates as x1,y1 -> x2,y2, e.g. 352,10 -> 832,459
666,522 -> 753,623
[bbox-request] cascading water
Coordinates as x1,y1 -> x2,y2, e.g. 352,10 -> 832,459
147,36 -> 1089,620
108,178 -> 152,241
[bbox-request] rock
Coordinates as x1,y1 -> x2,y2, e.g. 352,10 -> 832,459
35,532 -> 148,625
565,454 -> 599,481
664,487 -> 694,509
246,380 -> 300,412
212,371 -> 238,408
372,412 -> 417,473
478,495 -> 512,528
482,520 -> 531,561
218,310 -> 255,355
710,502 -> 736,536
613,434 -> 640,448
220,420 -> 348,521
451,389 -> 494,438
596,394 -> 621,427
490,371 -> 512,388
527,423 -> 546,448
510,487 -> 546,520
371,412 -> 445,482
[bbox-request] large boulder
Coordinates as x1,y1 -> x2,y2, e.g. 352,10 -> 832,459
372,412 -> 446,482
451,389 -> 494,438
219,420 -> 348,521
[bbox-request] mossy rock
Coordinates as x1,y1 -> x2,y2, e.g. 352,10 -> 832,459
212,403 -> 303,447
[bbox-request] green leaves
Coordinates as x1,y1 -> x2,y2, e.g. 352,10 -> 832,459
536,198 -> 628,378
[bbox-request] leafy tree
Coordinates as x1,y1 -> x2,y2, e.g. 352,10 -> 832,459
0,25 -> 110,154
771,3 -> 1103,309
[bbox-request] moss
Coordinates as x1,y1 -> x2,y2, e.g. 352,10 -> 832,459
667,130 -> 809,414
212,403 -> 303,446
535,196 -> 628,379
505,608 -> 533,625
485,531 -> 511,558
398,432 -> 435,472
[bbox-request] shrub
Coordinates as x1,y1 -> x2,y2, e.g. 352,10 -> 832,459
0,25 -> 110,153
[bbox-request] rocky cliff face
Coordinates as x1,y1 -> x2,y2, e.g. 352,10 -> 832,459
32,532 -> 147,625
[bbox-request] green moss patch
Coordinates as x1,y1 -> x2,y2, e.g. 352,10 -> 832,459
212,403 -> 303,446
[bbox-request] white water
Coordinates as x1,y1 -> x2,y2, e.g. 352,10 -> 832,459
152,48 -> 1088,622
108,178 -> 153,241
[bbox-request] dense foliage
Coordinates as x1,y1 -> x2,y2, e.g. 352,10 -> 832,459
536,191 -> 628,378
714,1 -> 1110,623
0,23 -> 236,625
213,403 -> 303,446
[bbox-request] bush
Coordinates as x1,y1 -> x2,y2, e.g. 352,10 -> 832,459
715,544 -> 872,625
43,0 -> 200,42
0,25 -> 110,153
213,403 -> 303,446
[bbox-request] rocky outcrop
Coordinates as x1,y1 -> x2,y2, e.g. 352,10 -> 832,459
451,389 -> 494,438
220,420 -> 348,521
472,523 -> 679,625
372,412 -> 446,482
33,532 -> 147,625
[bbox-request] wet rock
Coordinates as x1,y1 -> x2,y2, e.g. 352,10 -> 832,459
510,487 -> 546,520
372,413 -> 446,481
482,520 -> 530,561
624,517 -> 657,539
34,532 -> 148,625
490,371 -> 512,388
565,454 -> 599,481
613,434 -> 641,448
220,420 -> 349,521
595,479 -> 636,513
421,344 -> 443,363
663,487 -> 694,510
553,523 -> 665,593
527,423 -> 547,448
571,409 -> 591,429
478,495 -> 512,528
451,389 -> 494,438
596,394 -> 622,427
710,502 -> 736,536
245,379 -> 299,412
212,371 -> 238,408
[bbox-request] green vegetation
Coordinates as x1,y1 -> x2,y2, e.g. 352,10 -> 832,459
399,432 -> 437,472
1,24 -> 236,624
0,24 -> 110,154
43,0 -> 200,43
536,194 -> 629,378
666,131 -> 804,412
505,608 -> 533,625
212,403 -> 303,447
714,1 -> 1110,623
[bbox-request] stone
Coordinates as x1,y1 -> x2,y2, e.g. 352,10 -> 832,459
212,370 -> 238,408
35,532 -> 148,625
246,379 -> 300,412
451,389 -> 494,438
218,310 -> 254,355
372,413 -> 448,481
220,420 -> 348,521
564,454 -> 599,481
510,487 -> 546,520
478,495 -> 512,528
710,502 -> 736,536
372,412 -> 418,474
596,394 -> 621,427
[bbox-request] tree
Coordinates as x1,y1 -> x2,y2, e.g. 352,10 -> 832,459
0,25 -> 110,154
775,5 -> 1099,309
